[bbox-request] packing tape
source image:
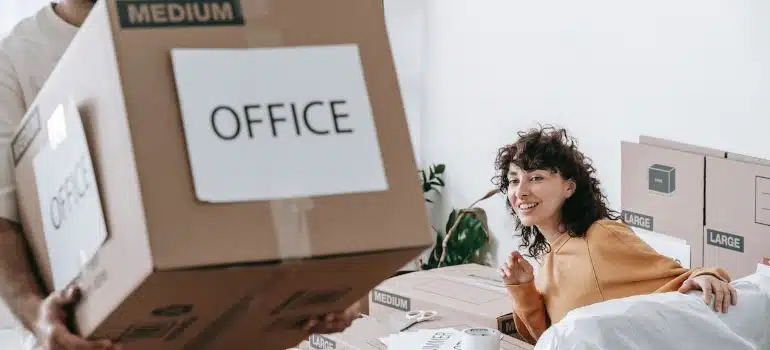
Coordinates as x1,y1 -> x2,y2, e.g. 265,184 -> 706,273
244,0 -> 313,260
244,0 -> 284,47
268,198 -> 314,260
461,328 -> 501,350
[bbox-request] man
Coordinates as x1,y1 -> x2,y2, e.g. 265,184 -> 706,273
0,1 -> 359,349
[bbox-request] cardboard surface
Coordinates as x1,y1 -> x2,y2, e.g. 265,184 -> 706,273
705,156 -> 770,279
9,0 -> 432,348
367,264 -> 517,337
621,138 -> 726,268
296,314 -> 534,350
185,249 -> 422,350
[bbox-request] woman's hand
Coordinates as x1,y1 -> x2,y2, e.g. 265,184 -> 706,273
678,274 -> 738,313
500,251 -> 535,285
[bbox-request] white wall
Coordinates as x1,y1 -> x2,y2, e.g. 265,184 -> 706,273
384,0 -> 426,166
0,0 -> 50,35
422,0 -> 770,267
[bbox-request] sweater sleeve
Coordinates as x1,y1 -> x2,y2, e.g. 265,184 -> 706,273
506,281 -> 548,345
590,220 -> 731,297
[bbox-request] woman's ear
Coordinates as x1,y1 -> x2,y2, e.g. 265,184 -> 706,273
565,181 -> 576,198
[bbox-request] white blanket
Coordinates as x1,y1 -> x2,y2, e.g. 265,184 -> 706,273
535,267 -> 770,350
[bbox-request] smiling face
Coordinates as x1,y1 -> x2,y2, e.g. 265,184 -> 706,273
506,163 -> 575,230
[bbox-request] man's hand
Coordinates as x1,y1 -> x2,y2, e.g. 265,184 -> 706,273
33,286 -> 120,350
678,274 -> 738,313
302,301 -> 362,335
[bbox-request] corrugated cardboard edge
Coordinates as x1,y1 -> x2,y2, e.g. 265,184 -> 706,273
638,135 -> 726,158
726,152 -> 770,167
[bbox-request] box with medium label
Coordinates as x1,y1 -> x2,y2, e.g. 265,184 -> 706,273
9,0 -> 432,349
705,153 -> 770,279
366,264 -> 518,338
296,314 -> 534,350
621,136 -> 726,268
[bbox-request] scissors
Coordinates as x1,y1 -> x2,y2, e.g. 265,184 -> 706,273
399,310 -> 438,331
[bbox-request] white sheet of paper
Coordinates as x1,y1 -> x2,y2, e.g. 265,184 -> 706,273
632,228 -> 691,268
32,100 -> 108,291
170,45 -> 389,203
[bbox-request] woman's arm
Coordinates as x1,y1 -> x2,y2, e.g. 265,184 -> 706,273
507,281 -> 548,344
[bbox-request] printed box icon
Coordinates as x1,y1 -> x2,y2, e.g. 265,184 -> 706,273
649,164 -> 676,194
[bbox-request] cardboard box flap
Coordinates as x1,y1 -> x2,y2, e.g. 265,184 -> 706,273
639,135 -> 726,158
371,264 -> 512,321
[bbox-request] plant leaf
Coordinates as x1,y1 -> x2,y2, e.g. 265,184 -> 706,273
435,164 -> 446,174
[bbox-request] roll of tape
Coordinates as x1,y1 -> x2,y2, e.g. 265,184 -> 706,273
461,328 -> 501,350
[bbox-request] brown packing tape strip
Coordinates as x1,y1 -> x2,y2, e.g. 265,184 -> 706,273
244,0 -> 314,260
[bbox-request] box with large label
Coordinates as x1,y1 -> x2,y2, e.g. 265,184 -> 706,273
621,136 -> 726,268
295,314 -> 534,350
9,0 -> 432,349
705,153 -> 770,279
366,264 -> 519,339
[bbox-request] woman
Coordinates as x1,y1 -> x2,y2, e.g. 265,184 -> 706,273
494,125 -> 737,345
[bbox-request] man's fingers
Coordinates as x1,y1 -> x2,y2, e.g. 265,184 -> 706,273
54,327 -> 110,350
303,318 -> 319,333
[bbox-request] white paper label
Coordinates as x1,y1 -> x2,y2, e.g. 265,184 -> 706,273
33,100 -> 108,290
170,45 -> 389,203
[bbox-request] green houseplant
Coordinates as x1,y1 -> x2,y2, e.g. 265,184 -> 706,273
418,164 -> 498,270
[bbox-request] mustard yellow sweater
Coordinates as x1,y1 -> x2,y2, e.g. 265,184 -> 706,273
507,219 -> 730,344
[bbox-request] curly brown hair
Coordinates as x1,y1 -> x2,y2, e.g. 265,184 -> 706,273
491,125 -> 618,259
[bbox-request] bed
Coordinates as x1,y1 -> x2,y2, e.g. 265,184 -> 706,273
535,265 -> 770,350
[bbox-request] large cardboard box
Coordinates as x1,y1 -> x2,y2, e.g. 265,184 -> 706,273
366,264 -> 519,338
9,0 -> 432,348
620,136 -> 726,268
705,153 -> 770,279
296,314 -> 534,350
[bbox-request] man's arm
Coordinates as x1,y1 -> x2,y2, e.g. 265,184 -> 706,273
0,219 -> 45,331
0,49 -> 47,332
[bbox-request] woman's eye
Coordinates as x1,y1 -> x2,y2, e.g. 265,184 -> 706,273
509,179 -> 519,185
531,176 -> 543,181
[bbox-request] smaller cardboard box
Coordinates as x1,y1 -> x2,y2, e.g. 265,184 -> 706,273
621,136 -> 726,268
367,264 -> 517,337
296,314 -> 534,350
705,153 -> 770,279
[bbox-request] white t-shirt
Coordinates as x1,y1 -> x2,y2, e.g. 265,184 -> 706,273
0,3 -> 78,223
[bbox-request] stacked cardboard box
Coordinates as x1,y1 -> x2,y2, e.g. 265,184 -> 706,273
621,136 -> 770,279
367,264 -> 521,339
9,1 -> 432,349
